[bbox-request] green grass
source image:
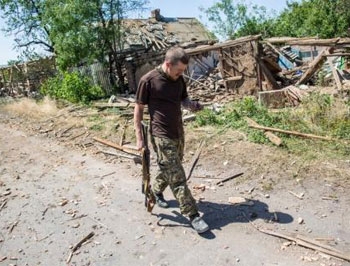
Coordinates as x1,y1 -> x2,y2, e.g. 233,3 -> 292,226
193,94 -> 350,160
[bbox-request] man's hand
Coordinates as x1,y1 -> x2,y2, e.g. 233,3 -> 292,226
136,139 -> 144,151
182,98 -> 203,112
192,100 -> 203,112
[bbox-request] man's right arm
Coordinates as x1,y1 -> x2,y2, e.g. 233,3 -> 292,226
134,103 -> 145,150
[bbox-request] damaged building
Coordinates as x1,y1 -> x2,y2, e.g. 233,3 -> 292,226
1,9 -> 350,108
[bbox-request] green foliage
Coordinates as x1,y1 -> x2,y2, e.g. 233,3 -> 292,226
272,0 -> 350,38
194,94 -> 349,155
0,0 -> 54,58
40,71 -> 105,104
196,97 -> 278,143
0,0 -> 149,85
200,0 -> 276,39
201,0 -> 350,39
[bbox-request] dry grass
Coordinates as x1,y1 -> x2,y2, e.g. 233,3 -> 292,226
3,97 -> 59,120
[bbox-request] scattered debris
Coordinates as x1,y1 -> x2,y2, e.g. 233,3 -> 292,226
58,199 -> 69,206
288,190 -> 304,200
8,220 -> 19,234
244,213 -> 350,263
0,200 -> 7,212
193,184 -> 206,192
216,172 -> 244,186
66,231 -> 95,263
228,197 -> 254,206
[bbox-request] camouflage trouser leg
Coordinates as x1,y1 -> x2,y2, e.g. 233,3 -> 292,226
151,135 -> 198,217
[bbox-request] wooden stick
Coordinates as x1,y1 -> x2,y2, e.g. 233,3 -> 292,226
67,232 -> 94,263
119,121 -> 128,146
187,140 -> 205,181
93,137 -> 140,156
56,125 -> 74,137
248,124 -> 334,141
216,172 -> 244,185
66,131 -> 87,142
9,220 -> 19,233
183,74 -> 206,87
97,150 -> 141,164
326,52 -> 343,91
0,200 -> 7,212
243,213 -> 350,262
245,117 -> 282,146
288,190 -> 304,200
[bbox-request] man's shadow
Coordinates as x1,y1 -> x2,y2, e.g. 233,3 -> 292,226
153,199 -> 293,239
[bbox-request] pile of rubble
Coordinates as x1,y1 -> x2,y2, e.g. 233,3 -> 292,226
185,36 -> 350,107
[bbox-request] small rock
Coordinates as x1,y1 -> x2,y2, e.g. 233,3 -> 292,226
298,217 -> 304,224
58,199 -> 68,206
71,223 -> 80,228
3,191 -> 11,196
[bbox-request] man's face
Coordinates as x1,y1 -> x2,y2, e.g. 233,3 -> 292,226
166,61 -> 187,80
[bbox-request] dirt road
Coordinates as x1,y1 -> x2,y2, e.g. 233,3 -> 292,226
1,111 -> 350,266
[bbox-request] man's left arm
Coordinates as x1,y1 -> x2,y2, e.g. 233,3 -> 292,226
180,76 -> 203,112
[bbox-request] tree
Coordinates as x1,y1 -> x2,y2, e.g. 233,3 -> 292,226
201,0 -> 350,40
0,0 -> 54,58
1,0 -> 149,93
45,0 -> 149,92
200,0 -> 276,40
43,0 -> 99,70
272,0 -> 350,38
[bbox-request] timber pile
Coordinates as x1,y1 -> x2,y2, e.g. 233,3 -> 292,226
263,37 -> 350,90
186,68 -> 239,103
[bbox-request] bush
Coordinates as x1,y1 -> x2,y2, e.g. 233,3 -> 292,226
41,71 -> 105,104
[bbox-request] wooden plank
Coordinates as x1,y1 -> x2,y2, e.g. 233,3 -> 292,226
296,47 -> 332,85
245,117 -> 282,146
248,124 -> 334,141
287,37 -> 340,46
185,35 -> 261,56
256,56 -> 279,90
326,51 -> 343,91
93,137 -> 141,156
324,53 -> 350,57
252,41 -> 263,91
217,76 -> 243,87
263,37 -> 314,44
222,76 -> 243,82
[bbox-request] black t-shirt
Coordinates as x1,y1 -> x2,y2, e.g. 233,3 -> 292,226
136,67 -> 188,139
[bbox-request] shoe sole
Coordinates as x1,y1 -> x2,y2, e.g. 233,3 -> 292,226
195,226 -> 209,234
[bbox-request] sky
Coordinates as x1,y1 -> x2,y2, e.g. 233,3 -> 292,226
0,0 -> 289,65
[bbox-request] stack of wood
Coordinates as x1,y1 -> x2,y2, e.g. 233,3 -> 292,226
285,85 -> 309,106
186,69 -> 242,103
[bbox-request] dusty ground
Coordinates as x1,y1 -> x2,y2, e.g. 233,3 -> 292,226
0,98 -> 350,266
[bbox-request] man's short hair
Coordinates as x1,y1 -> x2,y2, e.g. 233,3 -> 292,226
165,47 -> 189,65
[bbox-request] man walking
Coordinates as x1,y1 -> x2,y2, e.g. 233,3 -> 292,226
134,47 -> 209,234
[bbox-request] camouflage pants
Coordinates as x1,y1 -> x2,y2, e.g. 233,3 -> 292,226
150,135 -> 198,217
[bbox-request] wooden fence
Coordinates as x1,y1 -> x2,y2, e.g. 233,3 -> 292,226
0,57 -> 57,97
